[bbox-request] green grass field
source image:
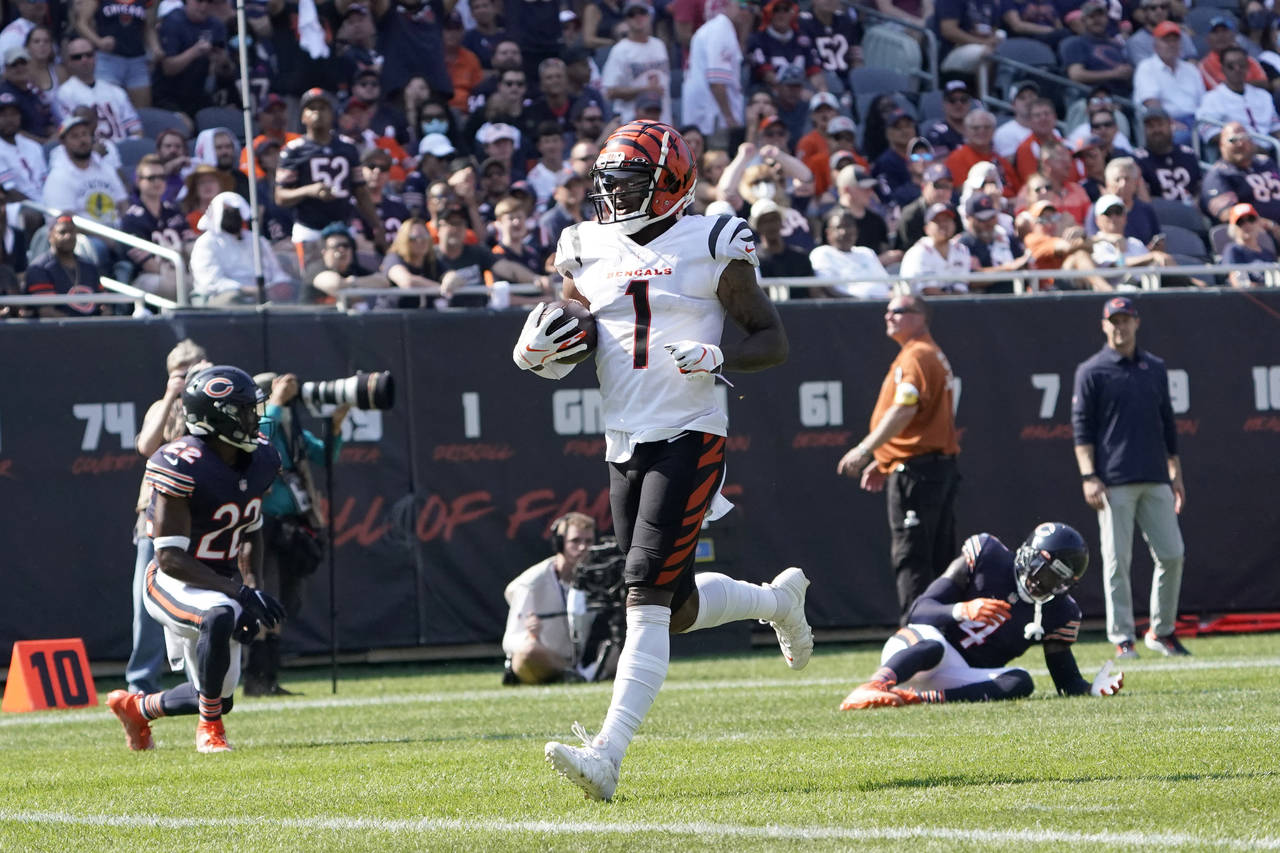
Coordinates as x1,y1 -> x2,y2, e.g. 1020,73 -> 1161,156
2,632 -> 1278,852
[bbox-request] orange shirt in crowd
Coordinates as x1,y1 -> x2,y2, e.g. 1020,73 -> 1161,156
946,145 -> 1021,197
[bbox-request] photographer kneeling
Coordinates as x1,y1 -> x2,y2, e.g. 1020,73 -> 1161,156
245,372 -> 351,696
503,513 -> 609,685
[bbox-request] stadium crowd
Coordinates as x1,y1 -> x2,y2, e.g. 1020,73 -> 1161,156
2,0 -> 1280,315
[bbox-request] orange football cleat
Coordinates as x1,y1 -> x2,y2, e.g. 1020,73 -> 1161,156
839,681 -> 905,710
889,686 -> 924,705
195,719 -> 232,753
107,689 -> 154,751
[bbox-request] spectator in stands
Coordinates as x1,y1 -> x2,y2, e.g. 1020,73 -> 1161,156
0,0 -> 47,59
524,59 -> 579,141
154,127 -> 190,204
1037,141 -> 1092,226
0,90 -> 47,237
48,105 -> 126,179
809,208 -> 891,299
119,154 -> 192,300
21,213 -> 106,317
24,25 -> 58,100
72,0 -> 160,108
463,0 -> 508,70
836,163 -> 897,265
924,80 -> 973,157
1127,0 -> 1195,67
872,0 -> 933,32
465,38 -> 521,117
354,147 -> 410,251
348,70 -> 410,147
946,108 -> 1018,196
43,113 -> 128,227
1000,0 -> 1064,45
896,163 -> 954,251
253,137 -> 294,249
403,134 -> 456,217
563,46 -> 609,120
1022,199 -> 1111,290
1075,136 -> 1108,202
525,121 -> 573,210
475,122 -> 523,183
900,203 -> 970,294
1202,121 -> 1280,233
749,197 -> 814,283
380,216 -> 444,306
182,163 -> 231,234
958,160 -> 1012,234
56,36 -> 142,143
464,69 -> 530,157
491,195 -> 548,284
794,94 -> 841,196
1222,202 -> 1276,286
936,0 -> 999,75
1133,22 -> 1204,145
1086,157 -> 1160,244
1,46 -> 55,142
190,191 -> 292,304
1090,193 -> 1174,282
154,0 -> 232,117
192,127 -> 249,202
333,3 -> 380,87
1013,98 -> 1064,183
376,0 -> 453,103
1198,16 -> 1268,91
582,0 -> 628,51
539,172 -> 587,251
311,223 -> 390,302
798,0 -> 861,90
748,0 -> 825,93
442,12 -> 484,115
239,94 -> 298,180
770,65 -> 816,142
720,152 -> 813,243
681,0 -> 754,138
1070,100 -> 1133,158
994,80 -> 1038,160
873,108 -> 918,197
436,201 -> 547,307
1064,0 -> 1133,96
1195,46 -> 1280,145
570,101 -> 608,149
601,1 -> 671,125
958,193 -> 1026,293
405,85 -> 455,152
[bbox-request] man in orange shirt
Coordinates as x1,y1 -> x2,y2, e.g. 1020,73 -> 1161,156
796,92 -> 843,198
946,108 -> 1020,197
1198,16 -> 1268,90
1013,98 -> 1064,183
1022,199 -> 1111,290
836,293 -> 961,623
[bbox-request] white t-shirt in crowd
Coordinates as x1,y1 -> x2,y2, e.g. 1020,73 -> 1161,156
55,77 -> 143,142
808,243 -> 892,299
682,13 -> 743,136
601,36 -> 672,125
42,152 -> 128,226
899,235 -> 971,294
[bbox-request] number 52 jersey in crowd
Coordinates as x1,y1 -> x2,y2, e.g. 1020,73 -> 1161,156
143,435 -> 282,578
275,134 -> 365,230
554,214 -> 758,460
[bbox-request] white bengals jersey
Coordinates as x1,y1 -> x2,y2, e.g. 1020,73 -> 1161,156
554,214 -> 759,462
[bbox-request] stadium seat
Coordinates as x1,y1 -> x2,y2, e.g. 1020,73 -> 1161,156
1150,198 -> 1209,237
137,107 -> 189,139
195,106 -> 246,142
992,38 -> 1060,111
919,89 -> 944,122
848,67 -> 914,101
1185,6 -> 1235,35
1209,223 -> 1277,257
1161,223 -> 1210,260
858,26 -> 923,92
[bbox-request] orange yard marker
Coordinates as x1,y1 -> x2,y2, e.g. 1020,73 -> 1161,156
2,638 -> 98,712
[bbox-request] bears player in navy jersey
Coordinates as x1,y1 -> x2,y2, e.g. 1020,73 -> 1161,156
514,120 -> 811,802
107,366 -> 286,754
276,88 -> 387,281
841,522 -> 1125,710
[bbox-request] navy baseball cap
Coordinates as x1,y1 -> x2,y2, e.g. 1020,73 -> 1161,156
965,193 -> 998,219
1103,296 -> 1138,319
923,163 -> 952,185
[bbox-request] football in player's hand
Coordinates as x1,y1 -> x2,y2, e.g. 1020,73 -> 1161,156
540,299 -> 597,364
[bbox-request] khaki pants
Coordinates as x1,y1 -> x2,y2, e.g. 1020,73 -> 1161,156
1097,482 -> 1185,644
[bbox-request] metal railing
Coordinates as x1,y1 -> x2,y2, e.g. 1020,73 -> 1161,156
977,54 -> 1144,144
852,4 -> 940,92
18,200 -> 189,308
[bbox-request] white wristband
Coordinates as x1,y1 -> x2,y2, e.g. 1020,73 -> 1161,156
154,535 -> 191,551
951,603 -> 964,622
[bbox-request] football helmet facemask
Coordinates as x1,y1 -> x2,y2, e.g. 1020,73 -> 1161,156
182,365 -> 266,453
1014,522 -> 1089,602
588,120 -> 697,234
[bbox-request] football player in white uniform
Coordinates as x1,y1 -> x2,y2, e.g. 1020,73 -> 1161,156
513,119 -> 813,801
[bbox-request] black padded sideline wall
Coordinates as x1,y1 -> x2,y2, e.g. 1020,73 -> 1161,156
2,290 -> 1277,663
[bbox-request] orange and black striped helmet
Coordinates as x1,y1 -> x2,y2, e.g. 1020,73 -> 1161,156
588,120 -> 697,233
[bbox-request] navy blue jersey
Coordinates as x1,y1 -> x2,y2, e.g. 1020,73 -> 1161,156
276,135 -> 366,230
1134,144 -> 1201,203
797,10 -> 861,77
352,194 -> 411,243
144,435 -> 281,578
120,200 -> 192,267
911,533 -> 1082,669
924,120 -> 965,156
748,29 -> 821,85
1202,155 -> 1280,222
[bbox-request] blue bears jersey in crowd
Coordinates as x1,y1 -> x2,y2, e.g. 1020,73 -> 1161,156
911,532 -> 1082,669
144,435 -> 281,578
276,134 -> 366,230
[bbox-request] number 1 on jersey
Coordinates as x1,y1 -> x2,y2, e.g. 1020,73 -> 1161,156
626,279 -> 650,369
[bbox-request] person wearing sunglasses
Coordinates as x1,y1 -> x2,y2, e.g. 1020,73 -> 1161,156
1222,201 -> 1276,286
1132,106 -> 1201,204
836,291 -> 961,624
55,36 -> 141,143
840,521 -> 1122,710
1125,0 -> 1194,67
1195,45 -> 1280,146
1201,120 -> 1280,236
924,79 -> 974,157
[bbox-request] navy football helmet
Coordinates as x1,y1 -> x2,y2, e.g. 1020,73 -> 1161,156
182,365 -> 265,453
1015,522 -> 1089,602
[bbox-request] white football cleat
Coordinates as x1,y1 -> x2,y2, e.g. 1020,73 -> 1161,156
766,567 -> 813,670
545,722 -> 619,802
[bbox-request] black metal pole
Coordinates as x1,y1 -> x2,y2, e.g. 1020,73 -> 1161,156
323,417 -> 338,693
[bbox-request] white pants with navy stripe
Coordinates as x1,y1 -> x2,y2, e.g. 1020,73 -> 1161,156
881,623 -> 1020,691
143,562 -> 245,697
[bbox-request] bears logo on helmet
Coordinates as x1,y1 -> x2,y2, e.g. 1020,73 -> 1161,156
588,120 -> 697,234
183,365 -> 266,453
1014,522 -> 1089,602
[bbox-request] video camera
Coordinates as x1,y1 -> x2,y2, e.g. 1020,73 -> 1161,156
300,371 -> 395,411
569,538 -> 627,680
573,538 -> 626,613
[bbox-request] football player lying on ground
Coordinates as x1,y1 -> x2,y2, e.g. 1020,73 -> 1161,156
841,522 -> 1124,709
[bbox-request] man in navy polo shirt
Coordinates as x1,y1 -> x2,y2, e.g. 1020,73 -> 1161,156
1071,297 -> 1189,660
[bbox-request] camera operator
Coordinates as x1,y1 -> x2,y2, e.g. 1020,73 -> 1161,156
243,372 -> 351,696
503,513 -> 599,685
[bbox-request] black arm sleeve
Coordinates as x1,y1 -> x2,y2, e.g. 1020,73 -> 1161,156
905,560 -> 969,624
1044,640 -> 1091,696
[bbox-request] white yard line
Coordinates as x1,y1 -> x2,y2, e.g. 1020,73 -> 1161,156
3,656 -> 1278,728
0,809 -> 1276,849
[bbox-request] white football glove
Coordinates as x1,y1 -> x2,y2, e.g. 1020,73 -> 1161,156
664,340 -> 723,376
1089,659 -> 1124,697
513,302 -> 587,371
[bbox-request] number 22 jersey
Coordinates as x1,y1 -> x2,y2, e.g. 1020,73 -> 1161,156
144,435 -> 281,578
554,214 -> 759,462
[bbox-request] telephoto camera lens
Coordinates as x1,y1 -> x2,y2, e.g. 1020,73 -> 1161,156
300,371 -> 395,411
